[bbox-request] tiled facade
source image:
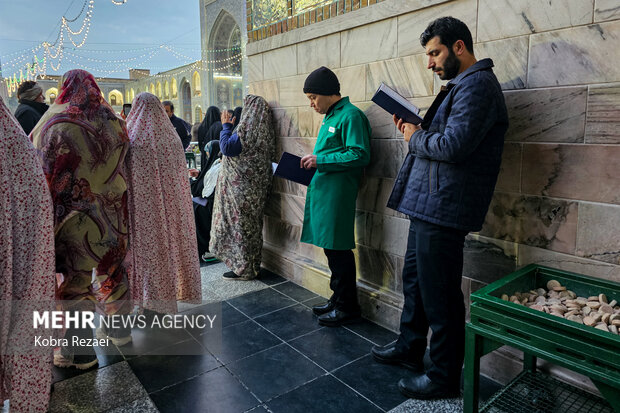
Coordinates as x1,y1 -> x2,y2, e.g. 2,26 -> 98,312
248,0 -> 620,388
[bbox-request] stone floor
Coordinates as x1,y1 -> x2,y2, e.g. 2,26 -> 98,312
44,262 -> 502,412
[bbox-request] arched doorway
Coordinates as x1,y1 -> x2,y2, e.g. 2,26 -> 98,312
208,11 -> 242,109
180,79 -> 192,123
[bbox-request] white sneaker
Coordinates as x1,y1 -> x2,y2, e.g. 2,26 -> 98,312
201,252 -> 217,262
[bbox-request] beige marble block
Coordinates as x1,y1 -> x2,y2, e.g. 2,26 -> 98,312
496,143 -> 522,193
518,244 -> 620,283
397,0 -> 478,57
341,18 -> 398,66
272,176 -> 307,198
279,136 -> 317,157
281,194 -> 306,227
477,0 -> 594,42
354,244 -> 403,292
504,87 -> 587,143
249,80 -> 279,108
463,235 -> 518,284
297,106 -> 316,138
595,0 -> 620,22
297,242 -> 329,267
264,192 -> 282,220
357,101 -> 397,140
334,65 -> 367,103
248,54 -> 263,83
357,177 -> 404,218
365,54 -> 434,100
366,139 -> 408,179
480,192 -> 578,254
585,84 -> 620,143
272,108 -> 300,138
356,212 -> 410,256
576,202 -> 620,264
263,45 -> 298,80
279,75 -> 308,107
263,216 -> 301,253
528,21 -> 620,87
475,36 -> 529,89
297,33 -> 341,75
521,144 -> 620,204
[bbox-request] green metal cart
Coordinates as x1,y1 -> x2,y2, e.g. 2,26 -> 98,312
464,264 -> 620,412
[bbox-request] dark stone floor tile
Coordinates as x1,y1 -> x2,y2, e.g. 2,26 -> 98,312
247,406 -> 269,412
227,288 -> 296,318
257,268 -> 287,285
289,327 -> 373,371
228,343 -> 325,402
254,304 -> 321,341
267,375 -> 381,413
128,339 -> 220,393
344,319 -> 398,346
118,323 -> 194,358
50,362 -> 148,412
272,281 -> 318,302
301,296 -> 328,309
199,319 -> 281,365
150,367 -> 260,413
333,354 -> 410,411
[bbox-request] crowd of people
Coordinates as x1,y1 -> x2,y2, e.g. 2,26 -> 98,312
1,16 -> 508,412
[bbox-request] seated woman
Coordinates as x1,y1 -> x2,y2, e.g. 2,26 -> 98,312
0,96 -> 55,412
125,92 -> 202,314
210,96 -> 275,280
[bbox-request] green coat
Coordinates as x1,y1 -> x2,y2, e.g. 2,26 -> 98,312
300,97 -> 371,250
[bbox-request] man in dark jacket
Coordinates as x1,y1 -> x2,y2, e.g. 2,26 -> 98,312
163,100 -> 191,149
371,17 -> 508,399
14,81 -> 48,135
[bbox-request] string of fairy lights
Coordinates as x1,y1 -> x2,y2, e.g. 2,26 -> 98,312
1,0 -> 243,97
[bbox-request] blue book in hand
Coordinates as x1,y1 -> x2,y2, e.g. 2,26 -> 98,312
273,152 -> 316,186
371,82 -> 423,125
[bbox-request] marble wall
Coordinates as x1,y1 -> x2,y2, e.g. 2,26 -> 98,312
248,0 -> 620,385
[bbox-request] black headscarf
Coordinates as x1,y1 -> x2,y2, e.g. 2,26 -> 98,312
197,106 -> 221,158
191,139 -> 221,197
232,106 -> 242,129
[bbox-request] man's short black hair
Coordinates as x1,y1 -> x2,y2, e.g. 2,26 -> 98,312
162,100 -> 174,111
17,81 -> 37,98
420,16 -> 473,54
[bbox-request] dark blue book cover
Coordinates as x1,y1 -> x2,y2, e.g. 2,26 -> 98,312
371,82 -> 423,125
274,152 -> 316,186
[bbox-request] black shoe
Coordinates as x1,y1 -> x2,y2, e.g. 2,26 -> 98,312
222,271 -> 242,280
398,374 -> 460,400
312,300 -> 335,316
371,342 -> 424,372
317,309 -> 361,327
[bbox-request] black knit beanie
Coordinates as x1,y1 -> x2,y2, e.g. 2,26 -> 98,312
303,66 -> 340,96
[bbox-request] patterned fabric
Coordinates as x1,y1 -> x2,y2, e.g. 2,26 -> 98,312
210,95 -> 275,279
0,97 -> 54,412
31,70 -> 131,315
125,93 -> 201,313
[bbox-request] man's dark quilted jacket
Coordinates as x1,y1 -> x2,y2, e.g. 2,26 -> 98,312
387,58 -> 508,232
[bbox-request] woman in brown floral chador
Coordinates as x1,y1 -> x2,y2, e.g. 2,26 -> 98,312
210,95 -> 275,280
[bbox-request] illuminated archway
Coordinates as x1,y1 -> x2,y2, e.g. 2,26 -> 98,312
192,71 -> 201,96
45,87 -> 59,105
156,82 -> 162,99
149,83 -> 155,95
194,105 -> 203,122
108,90 -> 123,106
164,81 -> 170,99
130,88 -> 135,101
180,77 -> 191,123
171,78 -> 178,98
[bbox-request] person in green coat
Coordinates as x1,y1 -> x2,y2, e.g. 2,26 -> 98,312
300,66 -> 371,327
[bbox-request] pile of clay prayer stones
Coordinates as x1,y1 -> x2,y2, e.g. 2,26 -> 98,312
501,279 -> 620,335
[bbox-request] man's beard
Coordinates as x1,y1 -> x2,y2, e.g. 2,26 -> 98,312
438,49 -> 461,80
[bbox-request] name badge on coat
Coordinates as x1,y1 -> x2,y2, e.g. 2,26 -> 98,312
328,126 -> 336,133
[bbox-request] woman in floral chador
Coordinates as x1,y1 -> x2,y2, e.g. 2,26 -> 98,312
125,92 -> 201,313
0,96 -> 55,412
32,69 -> 131,368
210,95 -> 275,280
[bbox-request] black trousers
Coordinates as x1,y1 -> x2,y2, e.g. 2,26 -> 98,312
324,249 -> 360,313
194,194 -> 215,256
396,217 -> 468,387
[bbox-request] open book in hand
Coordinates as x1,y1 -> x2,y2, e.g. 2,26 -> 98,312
273,152 -> 316,186
371,82 -> 423,125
